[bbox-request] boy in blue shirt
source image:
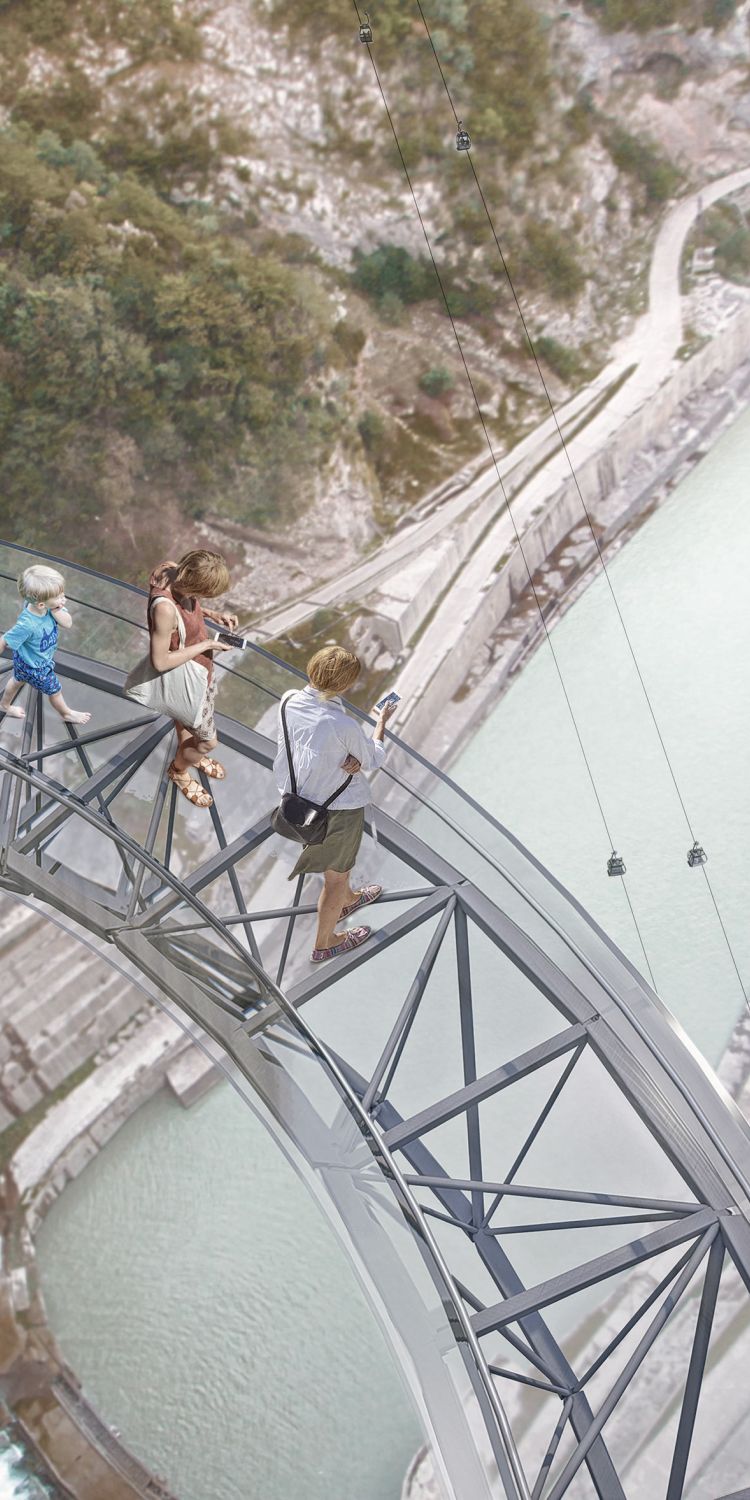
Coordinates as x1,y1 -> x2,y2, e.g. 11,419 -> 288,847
0,565 -> 91,724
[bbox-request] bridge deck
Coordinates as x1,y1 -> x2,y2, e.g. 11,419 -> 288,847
0,545 -> 749,1500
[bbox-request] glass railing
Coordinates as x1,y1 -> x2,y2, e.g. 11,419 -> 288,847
0,539 -> 745,1092
0,543 -> 647,962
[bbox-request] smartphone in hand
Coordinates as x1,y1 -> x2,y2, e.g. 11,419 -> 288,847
375,691 -> 401,711
213,630 -> 247,650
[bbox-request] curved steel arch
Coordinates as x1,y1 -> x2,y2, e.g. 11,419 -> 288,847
0,558 -> 749,1500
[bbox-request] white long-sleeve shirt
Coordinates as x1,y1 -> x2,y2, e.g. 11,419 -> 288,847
273,686 -> 386,811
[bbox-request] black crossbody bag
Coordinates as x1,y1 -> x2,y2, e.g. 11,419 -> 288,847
271,694 -> 353,846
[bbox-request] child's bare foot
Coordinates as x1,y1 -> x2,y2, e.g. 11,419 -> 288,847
0,703 -> 25,718
61,710 -> 91,724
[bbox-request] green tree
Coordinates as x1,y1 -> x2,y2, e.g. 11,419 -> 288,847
522,221 -> 586,302
419,367 -> 454,397
352,244 -> 436,305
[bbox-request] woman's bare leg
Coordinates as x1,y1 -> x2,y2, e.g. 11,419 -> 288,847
173,725 -> 218,772
316,869 -> 351,950
338,879 -> 358,910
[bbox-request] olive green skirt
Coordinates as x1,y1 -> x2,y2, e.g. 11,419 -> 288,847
288,808 -> 365,879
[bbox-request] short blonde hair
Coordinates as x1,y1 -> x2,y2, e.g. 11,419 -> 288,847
173,550 -> 229,599
19,565 -> 65,604
307,645 -> 361,698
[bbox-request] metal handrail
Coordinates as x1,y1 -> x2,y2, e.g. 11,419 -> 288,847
0,747 -> 529,1500
0,539 -> 145,596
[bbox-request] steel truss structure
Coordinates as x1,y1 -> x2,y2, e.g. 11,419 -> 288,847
0,550 -> 749,1500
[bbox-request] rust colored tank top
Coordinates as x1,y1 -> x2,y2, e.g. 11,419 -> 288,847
148,586 -> 213,679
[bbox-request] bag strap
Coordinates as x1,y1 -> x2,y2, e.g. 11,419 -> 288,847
321,773 -> 353,810
149,594 -> 185,647
279,693 -> 298,797
280,691 -> 353,807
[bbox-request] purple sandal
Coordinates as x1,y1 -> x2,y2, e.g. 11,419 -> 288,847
311,925 -> 371,964
340,883 -> 383,920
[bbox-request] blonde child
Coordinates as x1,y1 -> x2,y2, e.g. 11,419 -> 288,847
0,565 -> 91,724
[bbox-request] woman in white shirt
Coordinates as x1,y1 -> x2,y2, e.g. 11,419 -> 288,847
274,645 -> 397,962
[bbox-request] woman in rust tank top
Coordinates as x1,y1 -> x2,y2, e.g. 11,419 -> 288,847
148,551 -> 238,808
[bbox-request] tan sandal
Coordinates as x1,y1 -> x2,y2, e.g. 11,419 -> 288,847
197,755 -> 226,781
167,762 -> 213,808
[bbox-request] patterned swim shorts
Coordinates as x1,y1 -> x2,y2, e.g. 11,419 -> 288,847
12,654 -> 62,696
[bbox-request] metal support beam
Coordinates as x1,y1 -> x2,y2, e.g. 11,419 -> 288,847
666,1231 -> 725,1500
406,1175 -> 697,1215
363,895 -> 456,1112
12,719 -> 169,851
532,1396 -> 574,1500
578,1242 -> 697,1390
482,1042 -> 585,1229
471,1209 -> 717,1337
455,903 -> 483,1227
384,1025 -> 588,1152
545,1226 -> 719,1500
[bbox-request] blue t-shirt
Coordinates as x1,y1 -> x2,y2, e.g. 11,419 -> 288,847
4,606 -> 59,671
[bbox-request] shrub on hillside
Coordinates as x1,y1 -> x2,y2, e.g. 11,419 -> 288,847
351,245 -> 436,306
357,410 -> 385,453
606,127 -> 682,208
715,226 -> 750,280
419,367 -> 455,397
535,336 -> 584,382
0,0 -> 202,61
522,221 -> 586,302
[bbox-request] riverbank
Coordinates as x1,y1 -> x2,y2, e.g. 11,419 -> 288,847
424,345 -> 750,776
396,298 -> 750,773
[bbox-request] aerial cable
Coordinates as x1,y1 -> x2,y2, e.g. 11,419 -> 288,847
351,0 -> 657,991
410,0 -> 749,1012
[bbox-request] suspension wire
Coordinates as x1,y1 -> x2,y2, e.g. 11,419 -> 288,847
350,2 -> 657,991
408,0 -> 750,1012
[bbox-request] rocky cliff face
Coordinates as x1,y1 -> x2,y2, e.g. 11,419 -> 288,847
2,0 -> 750,603
191,0 -> 750,605
193,2 -> 750,312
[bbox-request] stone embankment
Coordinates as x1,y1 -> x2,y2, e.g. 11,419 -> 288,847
398,299 -> 750,772
0,896 -> 215,1498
